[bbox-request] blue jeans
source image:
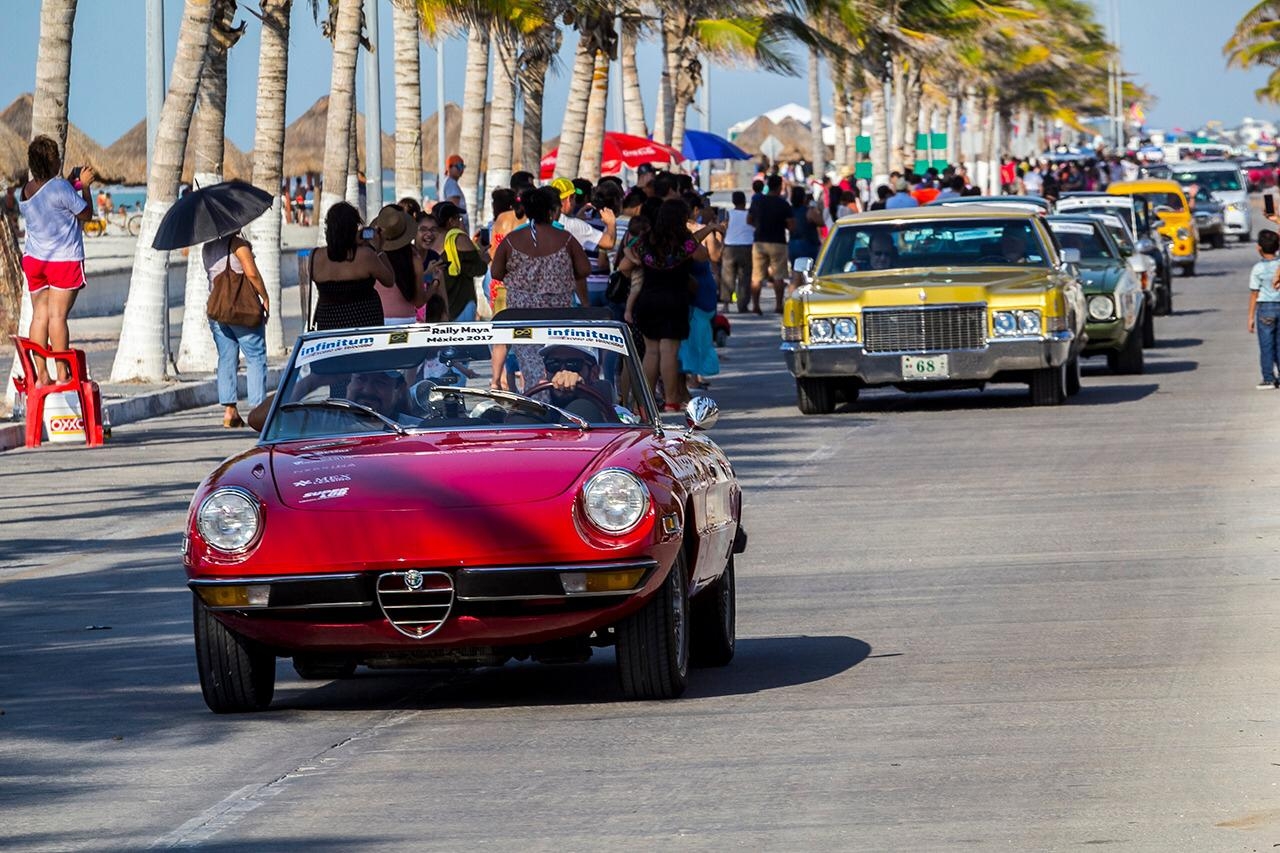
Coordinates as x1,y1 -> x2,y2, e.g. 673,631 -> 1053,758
1259,302 -> 1280,383
210,320 -> 267,407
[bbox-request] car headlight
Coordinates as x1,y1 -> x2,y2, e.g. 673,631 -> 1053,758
1227,202 -> 1245,212
582,470 -> 649,534
808,318 -> 834,342
1017,310 -> 1042,335
993,311 -> 1018,336
833,317 -> 857,342
197,488 -> 262,553
1087,294 -> 1115,321
1176,227 -> 1190,241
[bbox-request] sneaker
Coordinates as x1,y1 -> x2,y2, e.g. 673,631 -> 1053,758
1257,382 -> 1274,390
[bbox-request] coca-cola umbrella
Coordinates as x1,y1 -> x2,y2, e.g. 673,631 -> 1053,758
151,179 -> 274,250
539,131 -> 684,179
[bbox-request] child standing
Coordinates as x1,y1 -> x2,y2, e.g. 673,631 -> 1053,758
1250,229 -> 1280,388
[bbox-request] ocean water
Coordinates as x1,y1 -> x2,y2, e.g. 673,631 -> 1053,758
101,170 -> 440,211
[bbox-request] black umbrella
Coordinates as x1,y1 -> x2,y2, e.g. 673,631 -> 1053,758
151,179 -> 275,250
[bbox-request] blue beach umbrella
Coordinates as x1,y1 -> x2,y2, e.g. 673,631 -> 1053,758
682,129 -> 752,161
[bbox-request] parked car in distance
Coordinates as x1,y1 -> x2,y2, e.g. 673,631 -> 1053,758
1047,216 -> 1146,374
1056,192 -> 1174,314
1189,190 -> 1227,249
782,207 -> 1087,412
1084,211 -> 1158,347
1108,179 -> 1198,277
927,195 -> 1054,216
1169,161 -> 1251,243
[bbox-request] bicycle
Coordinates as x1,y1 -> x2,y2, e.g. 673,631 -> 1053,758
83,211 -> 142,238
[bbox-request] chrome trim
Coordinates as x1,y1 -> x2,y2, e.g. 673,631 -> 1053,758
196,487 -> 265,556
461,560 -> 658,576
581,469 -> 651,535
376,570 -> 454,639
189,573 -> 364,586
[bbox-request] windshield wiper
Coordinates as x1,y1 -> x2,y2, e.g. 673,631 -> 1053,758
418,384 -> 590,430
279,398 -> 409,436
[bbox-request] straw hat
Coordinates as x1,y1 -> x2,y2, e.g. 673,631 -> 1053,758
373,205 -> 416,251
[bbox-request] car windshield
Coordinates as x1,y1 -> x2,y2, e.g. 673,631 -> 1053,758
819,218 -> 1049,274
263,322 -> 655,442
1048,221 -> 1115,261
1173,169 -> 1242,193
1134,191 -> 1185,212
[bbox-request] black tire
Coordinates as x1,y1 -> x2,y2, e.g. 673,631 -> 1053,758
128,215 -> 142,237
1111,324 -> 1145,374
1028,362 -> 1066,406
837,380 -> 861,404
796,378 -> 836,414
1181,261 -> 1195,277
1160,284 -> 1173,315
1239,233 -> 1252,243
193,594 -> 275,713
691,557 -> 735,668
1211,233 -> 1225,249
617,552 -> 690,700
1141,304 -> 1156,348
713,328 -> 729,348
292,655 -> 357,680
1065,355 -> 1082,397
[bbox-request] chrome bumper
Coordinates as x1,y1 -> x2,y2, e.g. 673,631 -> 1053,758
782,333 -> 1076,384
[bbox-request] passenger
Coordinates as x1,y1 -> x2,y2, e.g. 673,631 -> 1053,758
1000,225 -> 1030,263
868,233 -> 897,270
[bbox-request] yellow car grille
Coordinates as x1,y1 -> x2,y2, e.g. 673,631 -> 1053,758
862,305 -> 987,354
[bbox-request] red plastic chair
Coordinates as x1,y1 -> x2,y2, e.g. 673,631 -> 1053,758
9,335 -> 105,448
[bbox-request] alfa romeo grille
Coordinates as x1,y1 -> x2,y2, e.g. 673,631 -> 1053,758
862,305 -> 987,353
376,571 -> 454,638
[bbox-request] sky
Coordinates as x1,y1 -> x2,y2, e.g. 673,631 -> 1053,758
0,0 -> 1275,155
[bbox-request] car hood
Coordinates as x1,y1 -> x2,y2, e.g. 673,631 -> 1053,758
269,429 -> 638,511
1076,263 -> 1123,293
808,267 -> 1059,306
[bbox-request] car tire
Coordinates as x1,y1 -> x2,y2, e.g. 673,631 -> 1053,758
1212,233 -> 1225,249
1181,261 -> 1195,277
796,378 -> 836,415
1110,325 -> 1145,374
1141,305 -> 1156,348
1028,363 -> 1066,406
1240,233 -> 1252,244
837,380 -> 861,405
193,594 -> 276,713
1065,355 -> 1082,397
690,557 -> 735,668
616,552 -> 690,700
292,655 -> 357,681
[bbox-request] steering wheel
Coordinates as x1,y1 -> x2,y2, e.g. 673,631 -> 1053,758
523,380 -> 614,418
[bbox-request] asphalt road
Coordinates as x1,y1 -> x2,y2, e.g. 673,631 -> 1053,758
3,239 -> 1280,852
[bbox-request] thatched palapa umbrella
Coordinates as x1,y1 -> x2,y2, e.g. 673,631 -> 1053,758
103,119 -> 253,186
283,95 -> 394,179
0,121 -> 27,183
0,93 -> 119,183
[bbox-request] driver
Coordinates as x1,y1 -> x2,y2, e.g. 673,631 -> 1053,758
868,232 -> 898,270
999,224 -> 1030,263
536,344 -> 618,422
346,370 -> 410,420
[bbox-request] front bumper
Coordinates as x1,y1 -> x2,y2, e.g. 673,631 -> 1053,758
1082,317 -> 1127,353
1224,206 -> 1251,234
782,332 -> 1076,385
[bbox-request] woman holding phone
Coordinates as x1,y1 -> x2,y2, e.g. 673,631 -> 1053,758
306,202 -> 396,330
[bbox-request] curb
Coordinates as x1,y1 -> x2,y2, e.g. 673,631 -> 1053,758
0,367 -> 283,453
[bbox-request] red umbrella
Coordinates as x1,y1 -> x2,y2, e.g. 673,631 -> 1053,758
539,131 -> 684,179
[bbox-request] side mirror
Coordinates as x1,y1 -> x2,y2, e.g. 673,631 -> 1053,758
1134,237 -> 1156,253
685,396 -> 719,431
1119,245 -> 1133,257
793,257 -> 815,282
1059,247 -> 1081,265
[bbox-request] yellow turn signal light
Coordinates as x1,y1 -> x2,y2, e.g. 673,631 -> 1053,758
195,584 -> 270,608
559,569 -> 646,594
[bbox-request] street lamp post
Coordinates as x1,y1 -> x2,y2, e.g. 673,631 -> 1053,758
363,0 -> 382,221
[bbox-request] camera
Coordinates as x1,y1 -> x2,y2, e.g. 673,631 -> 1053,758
360,227 -> 376,241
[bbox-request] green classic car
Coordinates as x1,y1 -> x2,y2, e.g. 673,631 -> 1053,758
781,207 -> 1087,413
1046,216 -> 1145,375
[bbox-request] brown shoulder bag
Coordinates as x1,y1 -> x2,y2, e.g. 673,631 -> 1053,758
207,237 -> 264,327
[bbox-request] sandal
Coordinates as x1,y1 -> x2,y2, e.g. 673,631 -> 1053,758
223,413 -> 245,428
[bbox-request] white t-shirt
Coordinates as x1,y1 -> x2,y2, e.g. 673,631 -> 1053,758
558,214 -> 602,252
442,176 -> 465,211
724,209 -> 753,246
1022,171 -> 1044,195
203,239 -> 245,279
18,178 -> 88,262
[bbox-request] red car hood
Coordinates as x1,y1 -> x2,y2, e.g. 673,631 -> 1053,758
270,429 -> 637,511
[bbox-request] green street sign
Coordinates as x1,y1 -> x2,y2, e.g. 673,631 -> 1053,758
854,135 -> 872,154
854,162 -> 873,180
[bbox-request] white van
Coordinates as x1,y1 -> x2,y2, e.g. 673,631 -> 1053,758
1168,161 -> 1252,242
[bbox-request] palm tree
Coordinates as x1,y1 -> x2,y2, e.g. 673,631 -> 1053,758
248,0 -> 293,358
457,25 -> 490,214
317,0 -> 363,232
488,21 -> 519,197
807,45 -> 825,179
178,0 -> 245,374
1227,1 -> 1280,101
555,4 -> 615,180
392,0 -> 424,203
578,49 -> 611,180
111,0 -> 215,383
517,22 -> 561,170
619,16 -> 648,138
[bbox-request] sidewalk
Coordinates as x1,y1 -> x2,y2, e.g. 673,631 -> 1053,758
1,246 -> 312,452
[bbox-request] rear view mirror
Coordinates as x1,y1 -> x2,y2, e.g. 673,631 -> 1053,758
1059,247 -> 1081,265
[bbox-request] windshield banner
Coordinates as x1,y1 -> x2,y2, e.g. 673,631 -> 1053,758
295,323 -> 630,367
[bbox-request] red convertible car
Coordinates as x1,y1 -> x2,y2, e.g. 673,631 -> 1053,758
184,313 -> 745,713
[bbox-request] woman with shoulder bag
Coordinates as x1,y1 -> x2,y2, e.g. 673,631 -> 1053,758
205,232 -> 269,428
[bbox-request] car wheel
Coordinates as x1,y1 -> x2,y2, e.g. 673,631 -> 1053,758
1141,305 -> 1156,348
1181,261 -> 1195,277
1065,355 -> 1082,397
691,556 -> 735,668
1028,363 -> 1066,406
1112,326 -> 1145,375
616,552 -> 690,700
796,378 -> 836,415
713,328 -> 729,348
1212,233 -> 1225,249
837,380 -> 861,405
292,654 -> 357,680
1240,233 -> 1252,243
193,594 -> 275,713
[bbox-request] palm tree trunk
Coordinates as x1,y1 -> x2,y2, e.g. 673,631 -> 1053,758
980,93 -> 998,193
946,92 -> 959,166
831,57 -> 848,172
487,24 -> 518,216
808,46 -> 826,180
248,0 -> 291,358
653,20 -> 672,146
458,25 -> 489,219
579,51 -> 610,181
866,69 -> 889,180
520,65 -> 548,173
392,1 -> 422,203
891,62 -> 905,161
111,0 -> 214,383
555,39 -> 595,179
318,0 -> 362,232
848,85 -> 863,139
620,27 -> 647,138
898,66 -> 921,174
177,28 -> 230,375
345,104 -> 360,207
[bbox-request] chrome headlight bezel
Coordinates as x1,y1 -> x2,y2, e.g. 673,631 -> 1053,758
1087,294 -> 1116,322
992,309 -> 1042,337
808,318 -> 834,343
992,311 -> 1018,336
832,317 -> 858,342
1017,310 -> 1042,335
581,469 -> 650,535
196,487 -> 263,554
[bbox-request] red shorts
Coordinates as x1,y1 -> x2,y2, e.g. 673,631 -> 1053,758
22,257 -> 86,292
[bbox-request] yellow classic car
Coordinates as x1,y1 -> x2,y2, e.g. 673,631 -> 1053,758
1107,179 -> 1197,276
781,207 -> 1087,413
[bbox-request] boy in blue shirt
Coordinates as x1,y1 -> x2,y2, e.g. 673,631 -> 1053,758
1249,229 -> 1280,388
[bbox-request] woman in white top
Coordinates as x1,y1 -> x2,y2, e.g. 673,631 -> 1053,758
203,234 -> 270,428
17,136 -> 95,386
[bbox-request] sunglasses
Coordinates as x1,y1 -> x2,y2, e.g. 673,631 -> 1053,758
543,357 -> 586,374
